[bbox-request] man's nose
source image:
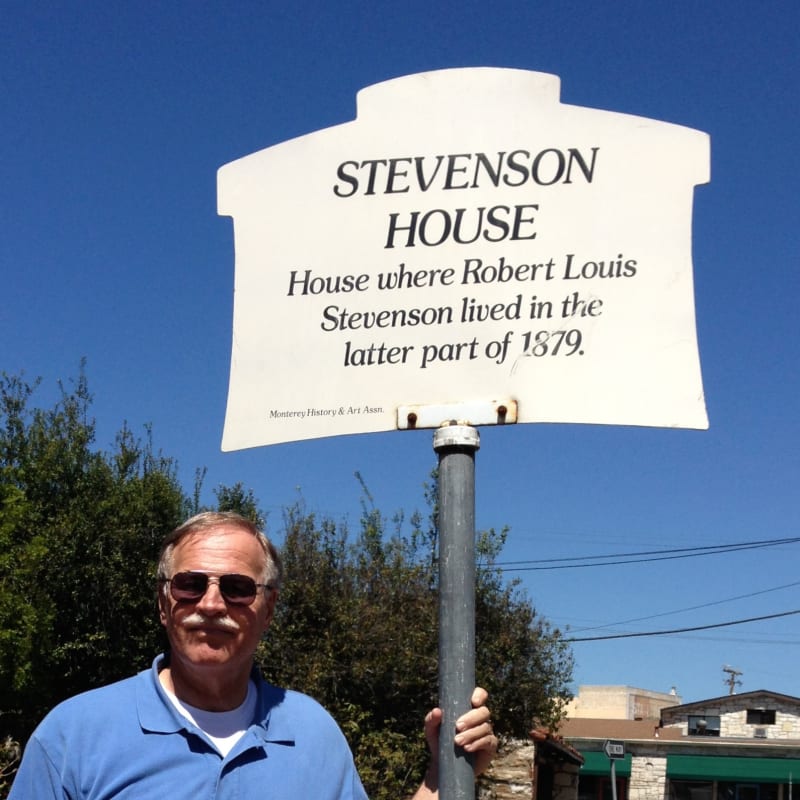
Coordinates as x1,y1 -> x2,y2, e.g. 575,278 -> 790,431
195,578 -> 228,613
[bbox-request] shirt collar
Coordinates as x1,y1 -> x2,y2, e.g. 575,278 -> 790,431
137,653 -> 296,745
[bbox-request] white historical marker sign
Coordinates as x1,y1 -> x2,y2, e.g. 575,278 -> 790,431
218,68 -> 709,451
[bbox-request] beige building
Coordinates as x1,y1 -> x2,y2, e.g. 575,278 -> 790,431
565,685 -> 682,721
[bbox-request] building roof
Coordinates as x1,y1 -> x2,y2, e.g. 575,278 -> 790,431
662,689 -> 800,713
558,718 -> 683,741
531,727 -> 585,765
560,715 -> 800,751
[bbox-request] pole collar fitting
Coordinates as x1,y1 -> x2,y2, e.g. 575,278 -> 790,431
433,423 -> 481,452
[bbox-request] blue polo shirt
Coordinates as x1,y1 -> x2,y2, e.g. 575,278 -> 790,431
10,655 -> 368,799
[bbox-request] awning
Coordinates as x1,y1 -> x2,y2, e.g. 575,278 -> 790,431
668,755 -> 800,783
580,751 -> 632,777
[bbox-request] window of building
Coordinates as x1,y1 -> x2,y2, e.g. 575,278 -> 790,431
719,781 -> 779,800
579,775 -> 627,800
670,780 -> 713,800
673,780 -> 780,800
688,715 -> 721,736
746,709 -> 776,725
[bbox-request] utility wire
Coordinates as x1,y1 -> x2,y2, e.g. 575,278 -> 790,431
564,609 -> 800,642
569,580 -> 800,633
496,536 -> 800,572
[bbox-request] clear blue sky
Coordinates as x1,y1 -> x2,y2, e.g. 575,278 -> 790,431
3,1 -> 798,705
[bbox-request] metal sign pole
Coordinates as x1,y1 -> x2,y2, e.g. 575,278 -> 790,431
610,759 -> 618,800
603,739 -> 624,800
434,423 -> 480,800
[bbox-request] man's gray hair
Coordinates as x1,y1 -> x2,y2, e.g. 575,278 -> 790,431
157,511 -> 283,591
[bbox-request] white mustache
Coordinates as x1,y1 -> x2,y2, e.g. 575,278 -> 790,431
182,612 -> 240,632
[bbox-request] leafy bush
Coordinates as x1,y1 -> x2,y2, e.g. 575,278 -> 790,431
0,737 -> 20,796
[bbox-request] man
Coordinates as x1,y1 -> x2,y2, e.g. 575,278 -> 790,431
10,511 -> 496,798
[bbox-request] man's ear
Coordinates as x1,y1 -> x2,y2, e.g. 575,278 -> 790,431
262,589 -> 279,633
158,586 -> 169,627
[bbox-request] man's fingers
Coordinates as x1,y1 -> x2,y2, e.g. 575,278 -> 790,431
470,686 -> 488,707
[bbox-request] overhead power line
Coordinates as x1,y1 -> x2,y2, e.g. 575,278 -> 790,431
564,609 -> 800,642
496,535 -> 800,572
570,579 -> 800,633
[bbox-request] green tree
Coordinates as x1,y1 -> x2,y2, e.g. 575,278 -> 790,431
424,467 -> 574,734
0,369 -> 188,743
474,526 -> 574,734
261,500 -> 438,800
0,737 -> 20,798
259,479 -> 574,800
214,481 -> 265,527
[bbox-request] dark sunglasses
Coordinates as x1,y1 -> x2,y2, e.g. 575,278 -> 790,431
161,571 -> 272,606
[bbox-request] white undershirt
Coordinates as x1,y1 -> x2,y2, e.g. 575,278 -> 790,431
164,680 -> 257,757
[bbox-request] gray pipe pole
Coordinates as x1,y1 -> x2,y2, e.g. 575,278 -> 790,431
610,759 -> 618,800
434,423 -> 480,800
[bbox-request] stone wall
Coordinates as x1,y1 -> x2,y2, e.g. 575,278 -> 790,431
479,740 -> 533,800
478,738 -> 582,800
628,755 -> 667,800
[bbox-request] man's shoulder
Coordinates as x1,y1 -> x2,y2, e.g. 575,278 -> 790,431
272,685 -> 332,714
34,669 -> 148,736
62,669 -> 144,705
257,679 -> 332,715
254,680 -> 347,738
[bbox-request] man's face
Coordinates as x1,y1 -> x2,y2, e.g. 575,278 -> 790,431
158,525 -> 277,678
